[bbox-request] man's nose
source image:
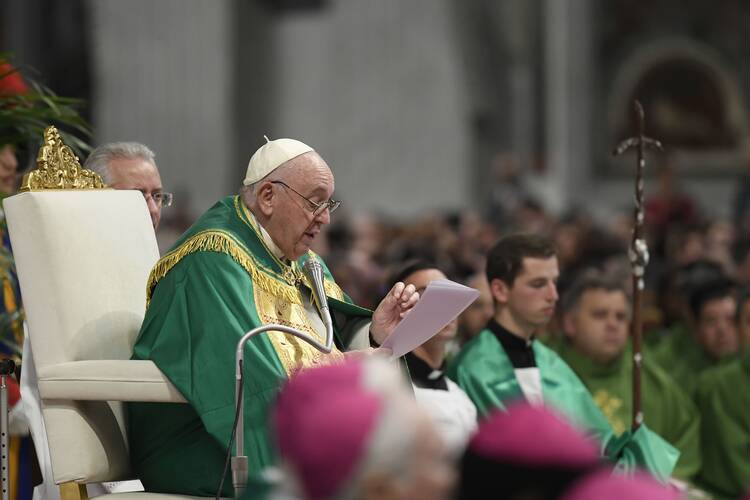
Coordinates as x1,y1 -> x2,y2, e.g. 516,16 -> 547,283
606,314 -> 619,329
315,207 -> 331,225
145,195 -> 159,211
548,283 -> 558,301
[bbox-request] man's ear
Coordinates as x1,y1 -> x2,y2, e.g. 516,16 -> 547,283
256,181 -> 275,216
490,278 -> 510,305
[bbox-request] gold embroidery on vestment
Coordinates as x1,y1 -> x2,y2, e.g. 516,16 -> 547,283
593,389 -> 626,435
253,286 -> 344,374
144,226 -> 346,373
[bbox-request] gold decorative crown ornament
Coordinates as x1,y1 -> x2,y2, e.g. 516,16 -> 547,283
20,126 -> 106,192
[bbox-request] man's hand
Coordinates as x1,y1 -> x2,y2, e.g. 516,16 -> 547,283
370,282 -> 419,345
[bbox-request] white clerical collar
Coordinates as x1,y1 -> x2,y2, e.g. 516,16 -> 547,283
247,209 -> 287,262
514,367 -> 544,406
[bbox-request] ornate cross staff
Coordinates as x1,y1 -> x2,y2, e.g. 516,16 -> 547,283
613,100 -> 663,430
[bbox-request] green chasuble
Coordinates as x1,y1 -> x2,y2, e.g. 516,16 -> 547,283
447,330 -> 679,481
552,340 -> 701,480
128,196 -> 371,497
694,347 -> 750,498
649,324 -> 724,397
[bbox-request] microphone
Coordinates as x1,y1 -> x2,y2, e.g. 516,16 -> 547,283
302,258 -> 329,315
302,257 -> 334,350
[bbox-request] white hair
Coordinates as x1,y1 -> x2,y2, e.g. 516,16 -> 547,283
333,358 -> 423,500
83,142 -> 156,184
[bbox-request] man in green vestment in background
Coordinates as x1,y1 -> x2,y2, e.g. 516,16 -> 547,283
128,137 -> 419,497
694,288 -> 750,498
447,234 -> 678,481
651,275 -> 739,396
553,271 -> 700,481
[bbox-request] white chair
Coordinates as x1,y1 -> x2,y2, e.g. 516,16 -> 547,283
5,127 -> 202,499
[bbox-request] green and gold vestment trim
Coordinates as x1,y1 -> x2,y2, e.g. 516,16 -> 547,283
146,228 -> 305,307
146,196 -> 345,307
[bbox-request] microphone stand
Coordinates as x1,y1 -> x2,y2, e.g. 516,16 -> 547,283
231,260 -> 334,498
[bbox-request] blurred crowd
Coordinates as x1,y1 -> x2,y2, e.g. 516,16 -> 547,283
273,152 -> 750,499
311,154 -> 749,336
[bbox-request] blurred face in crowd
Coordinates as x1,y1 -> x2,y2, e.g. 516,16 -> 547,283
459,274 -> 493,339
564,288 -> 630,365
696,296 -> 739,360
492,256 -> 559,338
403,268 -> 457,342
553,223 -> 582,267
736,298 -> 750,349
259,153 -> 334,261
106,157 -> 164,230
0,144 -> 18,196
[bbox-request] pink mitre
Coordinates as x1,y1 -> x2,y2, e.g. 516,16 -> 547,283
273,359 -> 383,500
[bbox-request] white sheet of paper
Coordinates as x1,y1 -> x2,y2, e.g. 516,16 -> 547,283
381,279 -> 480,358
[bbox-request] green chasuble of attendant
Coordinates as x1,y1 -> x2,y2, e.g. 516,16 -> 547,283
128,196 -> 371,497
694,347 -> 750,499
447,328 -> 679,481
649,324 -> 725,397
550,339 -> 701,480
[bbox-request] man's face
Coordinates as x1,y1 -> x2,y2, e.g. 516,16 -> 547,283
404,268 -> 457,342
564,289 -> 630,365
494,256 -> 559,334
106,157 -> 163,230
738,299 -> 750,349
697,296 -> 739,360
267,153 -> 334,261
0,144 -> 18,196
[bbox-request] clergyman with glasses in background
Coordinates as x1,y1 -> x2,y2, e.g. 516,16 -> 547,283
126,136 -> 421,497
84,142 -> 173,230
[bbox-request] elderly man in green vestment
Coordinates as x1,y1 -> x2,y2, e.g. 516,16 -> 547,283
694,287 -> 750,498
554,271 -> 701,481
128,137 -> 419,497
447,234 -> 678,480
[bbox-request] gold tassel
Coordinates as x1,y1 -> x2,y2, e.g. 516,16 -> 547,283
3,277 -> 16,313
146,230 -> 302,307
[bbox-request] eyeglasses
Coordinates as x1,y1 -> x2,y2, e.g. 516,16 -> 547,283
271,181 -> 341,216
144,191 -> 173,208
